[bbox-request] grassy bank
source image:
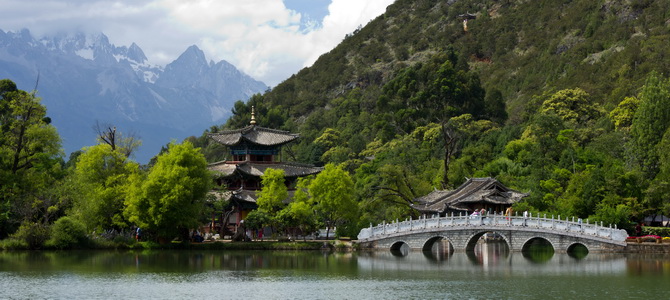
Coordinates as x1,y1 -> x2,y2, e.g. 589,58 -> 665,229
0,237 -> 347,251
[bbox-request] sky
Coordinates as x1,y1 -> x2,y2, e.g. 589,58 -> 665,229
0,0 -> 395,87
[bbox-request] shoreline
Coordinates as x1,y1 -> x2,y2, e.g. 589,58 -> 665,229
3,238 -> 670,253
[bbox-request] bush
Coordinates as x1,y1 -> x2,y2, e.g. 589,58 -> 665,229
10,222 -> 49,249
46,217 -> 88,249
0,238 -> 29,250
642,226 -> 670,237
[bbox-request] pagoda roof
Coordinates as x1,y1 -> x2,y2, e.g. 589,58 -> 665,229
411,177 -> 528,214
208,161 -> 323,178
209,188 -> 300,206
208,125 -> 299,146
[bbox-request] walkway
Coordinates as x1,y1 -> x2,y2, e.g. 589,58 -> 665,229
357,213 -> 629,253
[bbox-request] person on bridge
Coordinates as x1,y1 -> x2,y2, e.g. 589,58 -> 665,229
523,210 -> 528,226
505,207 -> 513,221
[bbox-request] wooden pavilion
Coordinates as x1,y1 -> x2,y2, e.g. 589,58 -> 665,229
410,177 -> 527,216
206,108 -> 322,237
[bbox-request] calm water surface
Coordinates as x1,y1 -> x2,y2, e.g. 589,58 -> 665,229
1,243 -> 668,299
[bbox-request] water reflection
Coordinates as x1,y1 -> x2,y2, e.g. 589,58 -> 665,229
390,243 -> 409,257
522,238 -> 555,263
567,244 -> 589,260
422,237 -> 453,262
0,250 -> 669,299
469,240 -> 509,266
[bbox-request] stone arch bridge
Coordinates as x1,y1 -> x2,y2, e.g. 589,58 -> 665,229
357,214 -> 628,253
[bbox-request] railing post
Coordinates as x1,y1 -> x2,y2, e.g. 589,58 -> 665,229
552,215 -> 555,229
383,220 -> 386,235
608,224 -> 612,238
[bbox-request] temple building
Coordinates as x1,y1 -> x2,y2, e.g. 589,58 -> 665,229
410,177 -> 527,216
206,108 -> 322,236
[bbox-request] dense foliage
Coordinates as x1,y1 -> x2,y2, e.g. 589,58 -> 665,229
4,0 -> 670,247
194,0 -> 670,234
124,141 -> 211,241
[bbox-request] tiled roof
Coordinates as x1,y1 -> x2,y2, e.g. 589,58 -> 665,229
219,189 -> 300,205
208,161 -> 237,177
411,177 -> 528,213
208,125 -> 299,146
208,161 -> 323,178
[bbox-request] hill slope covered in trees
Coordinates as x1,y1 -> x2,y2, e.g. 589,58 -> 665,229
190,0 -> 670,236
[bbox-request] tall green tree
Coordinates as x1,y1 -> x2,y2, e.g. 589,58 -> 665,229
69,144 -> 139,232
124,141 -> 211,241
629,72 -> 670,176
256,168 -> 288,214
0,80 -> 62,238
309,163 -> 356,238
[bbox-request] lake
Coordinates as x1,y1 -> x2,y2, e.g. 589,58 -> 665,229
1,243 -> 668,299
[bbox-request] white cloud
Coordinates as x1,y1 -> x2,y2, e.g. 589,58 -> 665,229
0,0 -> 394,86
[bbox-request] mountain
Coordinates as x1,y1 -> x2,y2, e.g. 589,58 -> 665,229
201,0 -> 670,232
221,0 -> 670,144
0,29 -> 267,163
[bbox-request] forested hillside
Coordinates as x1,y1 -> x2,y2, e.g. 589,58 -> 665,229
3,0 -> 670,247
194,0 -> 670,235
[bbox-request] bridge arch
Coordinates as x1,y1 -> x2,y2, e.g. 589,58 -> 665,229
464,231 -> 511,252
521,236 -> 556,253
390,240 -> 410,256
421,236 -> 454,253
566,242 -> 589,258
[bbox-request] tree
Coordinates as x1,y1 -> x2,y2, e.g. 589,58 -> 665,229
610,96 -> 640,131
243,209 -> 271,240
629,72 -> 670,176
309,163 -> 356,238
0,80 -> 62,239
124,141 -> 211,241
93,121 -> 141,158
69,144 -> 139,231
540,88 -> 601,126
0,88 -> 60,175
276,176 -> 319,240
256,168 -> 288,214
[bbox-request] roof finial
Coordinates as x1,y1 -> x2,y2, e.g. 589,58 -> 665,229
250,106 -> 257,125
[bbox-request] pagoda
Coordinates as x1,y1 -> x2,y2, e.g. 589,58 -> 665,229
411,177 -> 527,216
206,107 -> 322,236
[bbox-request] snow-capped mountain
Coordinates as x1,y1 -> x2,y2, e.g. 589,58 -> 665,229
0,29 -> 267,163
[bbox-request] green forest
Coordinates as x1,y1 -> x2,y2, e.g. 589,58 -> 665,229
3,0 -> 670,248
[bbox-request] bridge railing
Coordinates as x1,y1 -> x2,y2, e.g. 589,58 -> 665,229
358,213 -> 629,242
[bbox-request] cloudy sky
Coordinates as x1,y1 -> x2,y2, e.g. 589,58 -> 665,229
0,0 -> 395,86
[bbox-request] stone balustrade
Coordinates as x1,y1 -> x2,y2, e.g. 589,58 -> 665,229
358,212 -> 629,243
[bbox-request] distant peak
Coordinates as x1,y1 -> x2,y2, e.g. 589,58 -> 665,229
127,42 -> 148,63
174,45 -> 207,65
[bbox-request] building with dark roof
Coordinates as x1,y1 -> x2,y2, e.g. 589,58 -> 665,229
411,177 -> 527,216
206,107 -> 322,236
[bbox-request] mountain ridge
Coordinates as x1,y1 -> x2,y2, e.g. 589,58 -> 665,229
0,28 -> 267,163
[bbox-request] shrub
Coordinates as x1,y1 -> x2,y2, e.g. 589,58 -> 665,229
642,226 -> 670,237
46,217 -> 88,249
11,222 -> 49,249
0,238 -> 29,250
